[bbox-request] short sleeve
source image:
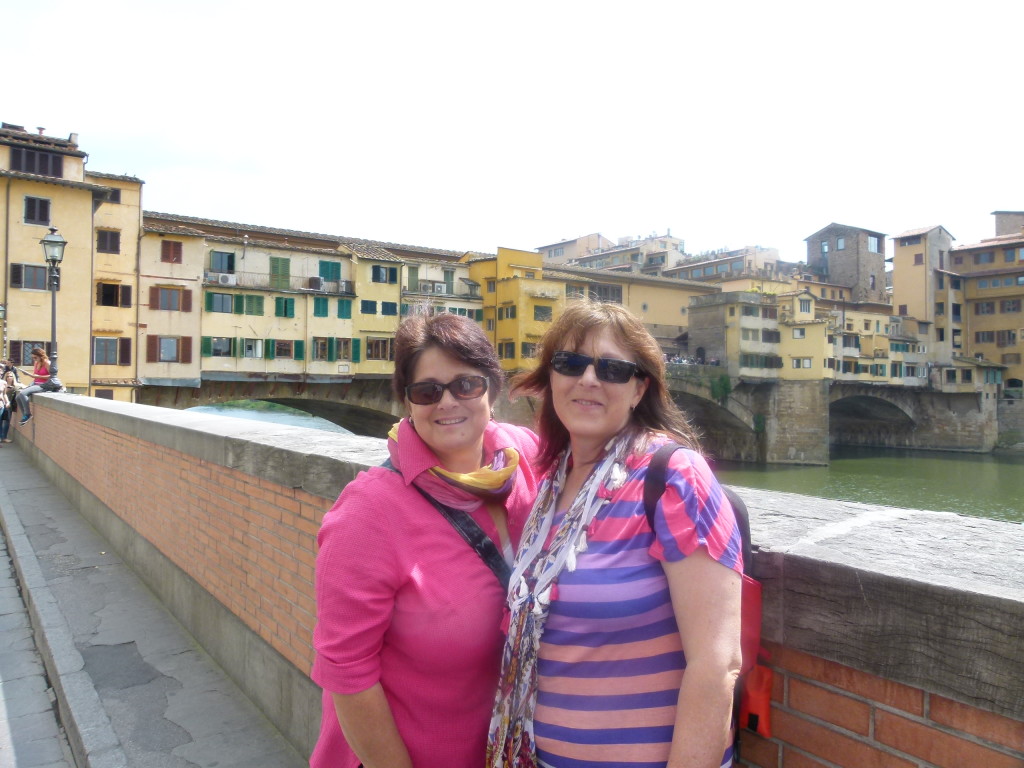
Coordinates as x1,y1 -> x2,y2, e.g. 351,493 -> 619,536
311,472 -> 401,694
647,448 -> 743,572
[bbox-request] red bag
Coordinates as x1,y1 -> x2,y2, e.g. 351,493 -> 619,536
738,663 -> 773,738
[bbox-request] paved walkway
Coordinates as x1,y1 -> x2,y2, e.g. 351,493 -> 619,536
0,442 -> 306,768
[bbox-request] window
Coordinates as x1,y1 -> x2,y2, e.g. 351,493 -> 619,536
244,295 -> 263,316
937,328 -> 945,342
10,147 -> 63,177
836,237 -> 845,250
487,280 -> 496,293
791,358 -> 812,368
371,265 -> 398,284
799,299 -> 811,313
210,251 -> 235,273
973,251 -> 995,265
524,271 -> 535,280
210,337 -> 233,357
496,342 -> 515,360
105,189 -> 121,204
1002,300 -> 1021,313
243,339 -> 263,358
534,305 -> 553,322
979,280 -> 989,289
935,302 -> 944,316
319,260 -> 342,281
741,305 -> 758,317
870,274 -> 877,291
589,284 -> 622,303
11,264 -> 49,290
92,337 -> 130,366
366,337 -> 394,360
275,297 -> 296,318
23,196 -> 50,225
761,329 -> 781,343
997,330 -> 1017,347
975,302 -> 995,315
868,236 -> 880,253
146,336 -> 192,363
914,253 -> 924,265
161,240 -> 183,263
207,292 -> 233,313
521,342 -> 537,358
336,338 -> 352,361
961,369 -> 973,384
155,287 -> 187,311
274,340 -> 294,358
360,300 -> 377,315
97,230 -> 120,254
486,319 -> 495,331
820,240 -> 829,254
312,337 -> 330,361
793,328 -> 806,339
96,283 -> 131,307
337,299 -> 352,319
975,331 -> 995,343
93,338 -> 115,364
313,296 -> 328,317
382,302 -> 398,316
269,257 -> 290,289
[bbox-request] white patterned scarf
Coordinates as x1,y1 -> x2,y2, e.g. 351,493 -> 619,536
486,432 -> 633,768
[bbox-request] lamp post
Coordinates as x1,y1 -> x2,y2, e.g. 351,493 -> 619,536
39,227 -> 67,371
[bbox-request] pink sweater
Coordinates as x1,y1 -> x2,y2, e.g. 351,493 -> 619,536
311,420 -> 541,768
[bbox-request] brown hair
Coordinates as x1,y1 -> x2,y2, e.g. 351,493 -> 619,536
393,311 -> 503,406
512,300 -> 700,471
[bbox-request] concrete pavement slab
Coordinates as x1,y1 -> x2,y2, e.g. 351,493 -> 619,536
0,445 -> 304,767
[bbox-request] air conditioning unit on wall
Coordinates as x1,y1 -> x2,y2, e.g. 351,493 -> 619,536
217,273 -> 238,286
308,276 -> 325,290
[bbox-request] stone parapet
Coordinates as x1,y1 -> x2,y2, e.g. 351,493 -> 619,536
15,394 -> 1024,765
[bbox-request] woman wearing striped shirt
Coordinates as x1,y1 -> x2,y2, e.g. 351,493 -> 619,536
489,301 -> 743,768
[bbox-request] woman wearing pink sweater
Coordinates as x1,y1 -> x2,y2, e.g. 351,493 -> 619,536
311,312 -> 541,768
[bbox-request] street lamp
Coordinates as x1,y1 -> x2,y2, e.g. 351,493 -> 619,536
39,227 -> 67,370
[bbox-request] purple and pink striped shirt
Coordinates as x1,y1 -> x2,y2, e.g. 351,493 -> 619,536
534,441 -> 742,768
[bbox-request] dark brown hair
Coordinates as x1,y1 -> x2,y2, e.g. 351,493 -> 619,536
512,300 -> 700,471
393,311 -> 503,405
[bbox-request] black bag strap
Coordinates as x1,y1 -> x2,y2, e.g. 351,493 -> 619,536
381,459 -> 511,590
643,443 -> 753,574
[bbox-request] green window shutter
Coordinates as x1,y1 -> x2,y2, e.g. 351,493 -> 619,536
234,294 -> 245,314
319,260 -> 329,280
338,299 -> 352,319
231,337 -> 238,357
275,297 -> 284,317
327,337 -> 337,362
294,340 -> 305,360
287,298 -> 296,318
265,339 -> 275,360
201,336 -> 212,357
314,296 -> 327,317
401,303 -> 409,316
204,292 -> 214,312
475,309 -> 483,321
388,267 -> 398,284
351,337 -> 361,363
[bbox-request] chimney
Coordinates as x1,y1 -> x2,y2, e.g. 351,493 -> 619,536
37,126 -> 45,135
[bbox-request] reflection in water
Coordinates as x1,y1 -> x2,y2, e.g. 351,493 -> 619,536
187,402 -> 353,435
712,446 -> 1024,523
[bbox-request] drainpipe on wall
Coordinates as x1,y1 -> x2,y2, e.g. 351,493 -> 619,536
2,176 -> 10,358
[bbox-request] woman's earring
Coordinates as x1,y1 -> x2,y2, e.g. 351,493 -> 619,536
408,416 -> 415,426
490,408 -> 496,420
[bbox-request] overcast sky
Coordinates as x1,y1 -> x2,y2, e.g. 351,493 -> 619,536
6,1 -> 1021,261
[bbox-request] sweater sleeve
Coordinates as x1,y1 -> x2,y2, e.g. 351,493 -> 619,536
311,471 -> 402,694
647,448 -> 743,572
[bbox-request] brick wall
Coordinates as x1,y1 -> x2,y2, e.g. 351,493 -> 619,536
17,396 -> 1024,764
740,644 -> 1023,768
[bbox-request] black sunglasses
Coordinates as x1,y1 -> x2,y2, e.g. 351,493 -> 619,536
551,351 -> 644,384
405,375 -> 489,405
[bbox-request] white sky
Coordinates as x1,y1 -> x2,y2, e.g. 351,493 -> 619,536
5,1 -> 1022,261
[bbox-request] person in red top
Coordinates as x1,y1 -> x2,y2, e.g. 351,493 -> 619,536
311,312 -> 542,768
15,347 -> 51,426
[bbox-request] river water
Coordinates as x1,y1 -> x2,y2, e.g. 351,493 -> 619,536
189,403 -> 1022,524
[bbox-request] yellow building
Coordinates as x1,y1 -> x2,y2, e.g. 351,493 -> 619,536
0,123 -> 120,394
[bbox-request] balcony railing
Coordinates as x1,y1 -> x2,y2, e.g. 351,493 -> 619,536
203,271 -> 354,295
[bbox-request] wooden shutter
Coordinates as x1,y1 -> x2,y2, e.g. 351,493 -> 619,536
338,299 -> 351,319
351,337 -> 361,363
96,283 -> 104,305
180,337 -> 192,364
388,267 -> 398,284
182,290 -> 192,312
149,286 -> 159,308
327,337 -> 337,362
200,337 -> 212,357
205,292 -> 214,312
233,294 -> 245,314
10,264 -> 22,288
120,285 -> 132,308
264,339 -> 275,360
294,340 -> 305,360
118,337 -> 131,366
147,335 -> 158,362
